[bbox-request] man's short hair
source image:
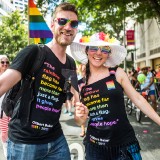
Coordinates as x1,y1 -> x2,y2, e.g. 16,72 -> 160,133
52,2 -> 78,20
141,66 -> 148,71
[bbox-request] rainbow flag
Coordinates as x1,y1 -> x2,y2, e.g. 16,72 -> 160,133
29,0 -> 53,44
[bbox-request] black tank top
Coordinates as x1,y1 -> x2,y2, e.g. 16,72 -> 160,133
81,67 -> 138,147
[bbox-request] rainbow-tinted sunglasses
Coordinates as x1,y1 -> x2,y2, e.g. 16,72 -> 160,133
88,46 -> 111,54
54,18 -> 79,28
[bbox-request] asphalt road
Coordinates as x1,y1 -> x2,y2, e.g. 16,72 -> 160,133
127,109 -> 160,160
62,106 -> 160,160
0,105 -> 160,160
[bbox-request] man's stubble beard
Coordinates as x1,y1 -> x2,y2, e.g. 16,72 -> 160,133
55,33 -> 76,46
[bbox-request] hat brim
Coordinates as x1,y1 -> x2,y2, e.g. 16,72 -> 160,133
70,41 -> 127,67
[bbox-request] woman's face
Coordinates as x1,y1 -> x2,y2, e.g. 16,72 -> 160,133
0,57 -> 9,72
87,46 -> 110,68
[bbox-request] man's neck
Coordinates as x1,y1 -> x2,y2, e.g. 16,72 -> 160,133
46,40 -> 67,64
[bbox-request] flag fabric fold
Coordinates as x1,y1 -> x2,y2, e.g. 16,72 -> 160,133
29,0 -> 53,44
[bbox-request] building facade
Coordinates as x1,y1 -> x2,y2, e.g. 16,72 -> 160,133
10,0 -> 27,12
134,18 -> 160,70
0,0 -> 15,20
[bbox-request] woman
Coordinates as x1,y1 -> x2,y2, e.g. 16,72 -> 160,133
70,32 -> 160,160
0,55 -> 10,158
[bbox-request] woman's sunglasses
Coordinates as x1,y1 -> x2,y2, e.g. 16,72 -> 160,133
54,18 -> 79,29
88,46 -> 111,54
1,61 -> 9,65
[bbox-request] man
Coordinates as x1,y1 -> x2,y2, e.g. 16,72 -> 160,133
141,66 -> 157,112
0,2 -> 80,160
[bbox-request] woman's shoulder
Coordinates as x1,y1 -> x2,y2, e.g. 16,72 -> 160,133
114,67 -> 128,84
108,66 -> 124,71
115,67 -> 126,74
108,67 -> 126,77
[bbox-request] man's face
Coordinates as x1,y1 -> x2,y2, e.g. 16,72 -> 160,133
142,68 -> 148,74
51,11 -> 78,46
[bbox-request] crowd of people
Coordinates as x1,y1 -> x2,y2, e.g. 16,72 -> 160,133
127,66 -> 160,111
0,2 -> 160,160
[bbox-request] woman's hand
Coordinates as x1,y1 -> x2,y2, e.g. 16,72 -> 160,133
75,102 -> 88,117
74,102 -> 89,126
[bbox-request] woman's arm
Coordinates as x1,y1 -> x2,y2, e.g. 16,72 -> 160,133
116,68 -> 160,126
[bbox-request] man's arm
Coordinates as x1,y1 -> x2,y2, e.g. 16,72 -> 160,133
0,69 -> 21,96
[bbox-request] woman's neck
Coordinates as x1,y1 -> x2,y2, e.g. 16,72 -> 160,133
88,66 -> 109,84
90,66 -> 107,76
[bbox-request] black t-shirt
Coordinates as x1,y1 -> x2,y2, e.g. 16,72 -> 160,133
8,44 -> 76,144
81,70 -> 137,147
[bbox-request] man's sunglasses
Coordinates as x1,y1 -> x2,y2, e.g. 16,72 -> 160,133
1,61 -> 9,64
88,46 -> 111,54
54,18 -> 79,28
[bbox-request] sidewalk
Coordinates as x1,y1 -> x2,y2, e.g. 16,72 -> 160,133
0,135 -> 5,160
0,105 -> 160,159
0,106 -> 83,160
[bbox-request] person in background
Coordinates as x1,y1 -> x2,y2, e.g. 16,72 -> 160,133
141,66 -> 157,112
155,65 -> 160,81
63,76 -> 74,116
151,69 -> 157,77
0,55 -> 10,158
71,32 -> 160,160
131,70 -> 140,90
0,2 -> 80,160
127,70 -> 132,81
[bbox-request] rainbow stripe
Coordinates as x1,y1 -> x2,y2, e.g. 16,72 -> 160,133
106,80 -> 115,90
29,0 -> 53,44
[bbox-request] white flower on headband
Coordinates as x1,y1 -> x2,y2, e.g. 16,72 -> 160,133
90,33 -> 100,42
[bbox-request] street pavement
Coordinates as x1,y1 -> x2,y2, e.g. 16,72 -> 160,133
62,106 -> 160,160
0,105 -> 160,160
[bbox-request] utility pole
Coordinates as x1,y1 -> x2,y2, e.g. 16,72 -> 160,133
123,2 -> 126,71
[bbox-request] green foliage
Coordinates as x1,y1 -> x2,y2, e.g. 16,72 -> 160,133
0,11 -> 28,61
35,0 -> 160,69
66,0 -> 160,37
36,0 -> 62,15
36,0 -> 160,28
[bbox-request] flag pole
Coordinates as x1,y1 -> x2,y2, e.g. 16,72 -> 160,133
28,0 -> 30,45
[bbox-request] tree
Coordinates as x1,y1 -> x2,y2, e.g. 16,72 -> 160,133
36,0 -> 63,15
0,11 -> 28,61
36,0 -> 160,35
35,0 -> 160,69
